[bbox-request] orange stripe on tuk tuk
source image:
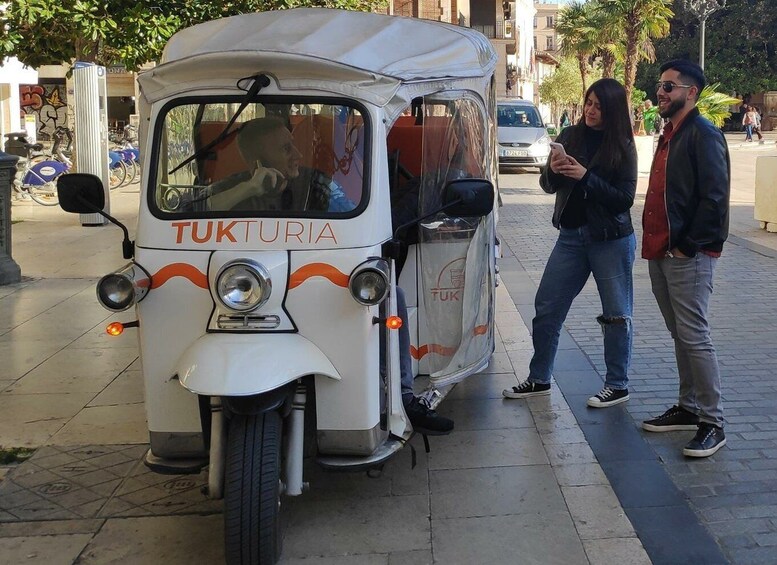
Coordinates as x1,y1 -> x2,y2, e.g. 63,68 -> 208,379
289,263 -> 349,289
151,263 -> 209,289
411,326 -> 490,359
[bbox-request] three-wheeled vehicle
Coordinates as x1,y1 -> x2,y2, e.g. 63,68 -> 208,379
58,8 -> 499,564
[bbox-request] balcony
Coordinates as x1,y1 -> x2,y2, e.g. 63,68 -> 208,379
470,21 -> 509,39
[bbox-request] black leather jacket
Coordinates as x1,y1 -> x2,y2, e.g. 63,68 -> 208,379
540,125 -> 637,242
658,108 -> 730,257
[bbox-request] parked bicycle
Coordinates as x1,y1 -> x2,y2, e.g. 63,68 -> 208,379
4,131 -> 69,206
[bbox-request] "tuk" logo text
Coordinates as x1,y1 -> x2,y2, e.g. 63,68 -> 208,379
171,220 -> 338,245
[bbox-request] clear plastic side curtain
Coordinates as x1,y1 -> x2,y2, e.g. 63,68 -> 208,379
416,93 -> 495,387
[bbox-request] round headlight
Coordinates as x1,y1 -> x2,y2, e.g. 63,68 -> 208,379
216,261 -> 271,312
97,274 -> 135,311
349,259 -> 390,306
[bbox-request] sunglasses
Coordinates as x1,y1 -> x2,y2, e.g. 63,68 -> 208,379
656,81 -> 694,93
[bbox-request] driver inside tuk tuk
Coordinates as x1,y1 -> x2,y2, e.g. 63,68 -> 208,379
207,117 -> 355,213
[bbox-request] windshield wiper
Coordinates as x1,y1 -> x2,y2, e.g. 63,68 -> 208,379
168,74 -> 270,176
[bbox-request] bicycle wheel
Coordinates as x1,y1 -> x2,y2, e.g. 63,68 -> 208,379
27,181 -> 59,206
109,161 -> 127,189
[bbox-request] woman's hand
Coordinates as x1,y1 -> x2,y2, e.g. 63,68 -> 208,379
554,155 -> 587,181
548,151 -> 571,174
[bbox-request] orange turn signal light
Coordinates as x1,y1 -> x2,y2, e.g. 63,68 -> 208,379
106,322 -> 124,336
385,316 -> 403,330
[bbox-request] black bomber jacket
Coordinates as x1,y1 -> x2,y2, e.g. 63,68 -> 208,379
539,125 -> 637,242
658,107 -> 730,257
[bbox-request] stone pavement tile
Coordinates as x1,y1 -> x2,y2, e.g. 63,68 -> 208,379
532,408 -> 581,434
435,397 -> 535,431
0,392 -> 94,447
0,518 -> 104,537
427,428 -> 548,470
504,348 -> 533,372
279,555 -> 389,565
0,338 -> 73,382
387,549 -> 432,564
432,512 -> 589,565
561,485 -> 636,540
282,495 -> 429,558
430,465 -> 567,519
445,372 -> 523,400
47,403 -> 147,446
552,463 -> 609,487
76,514 -> 225,564
5,346 -> 137,395
545,442 -> 598,467
582,538 -> 652,565
87,371 -> 141,406
0,533 -> 93,565
0,380 -> 13,393
481,351 -> 514,374
538,423 -> 588,446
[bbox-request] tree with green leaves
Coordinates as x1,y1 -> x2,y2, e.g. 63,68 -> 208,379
597,0 -> 673,104
0,0 -> 384,72
556,1 -> 599,97
538,56 -> 601,121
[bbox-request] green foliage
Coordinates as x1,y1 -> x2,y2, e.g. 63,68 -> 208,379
636,0 -> 777,96
0,447 -> 35,465
539,56 -> 601,107
696,83 -> 741,127
0,0 -> 386,71
632,87 -> 647,108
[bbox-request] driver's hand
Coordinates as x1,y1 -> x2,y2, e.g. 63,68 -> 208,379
250,164 -> 287,195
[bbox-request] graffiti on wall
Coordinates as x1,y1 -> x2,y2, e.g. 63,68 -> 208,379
20,83 -> 67,141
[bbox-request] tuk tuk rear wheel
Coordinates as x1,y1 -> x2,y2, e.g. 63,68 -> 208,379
224,411 -> 283,565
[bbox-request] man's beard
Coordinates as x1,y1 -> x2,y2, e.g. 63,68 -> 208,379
659,97 -> 685,119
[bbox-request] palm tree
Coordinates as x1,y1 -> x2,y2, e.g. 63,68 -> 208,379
587,1 -> 621,78
556,1 -> 598,98
696,84 -> 741,128
597,0 -> 673,104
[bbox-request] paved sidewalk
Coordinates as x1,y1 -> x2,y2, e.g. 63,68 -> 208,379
1,188 -> 650,563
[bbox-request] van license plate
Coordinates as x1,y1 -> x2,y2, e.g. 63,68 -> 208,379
505,149 -> 527,157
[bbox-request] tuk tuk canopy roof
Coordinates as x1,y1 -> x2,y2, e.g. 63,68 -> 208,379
138,9 -> 497,109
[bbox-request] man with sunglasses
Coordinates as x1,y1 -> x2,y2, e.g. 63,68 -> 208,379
641,59 -> 730,458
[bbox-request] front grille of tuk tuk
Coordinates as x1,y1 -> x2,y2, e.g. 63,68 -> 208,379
216,314 -> 281,330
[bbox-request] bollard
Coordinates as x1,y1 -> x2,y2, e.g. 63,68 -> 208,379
0,151 -> 22,285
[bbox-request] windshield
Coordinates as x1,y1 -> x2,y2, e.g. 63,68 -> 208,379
497,104 -> 543,128
151,100 -> 366,217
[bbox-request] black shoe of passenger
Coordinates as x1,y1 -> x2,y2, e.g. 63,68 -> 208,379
502,380 -> 551,399
642,405 -> 700,432
405,397 -> 454,436
683,424 -> 726,458
587,387 -> 629,408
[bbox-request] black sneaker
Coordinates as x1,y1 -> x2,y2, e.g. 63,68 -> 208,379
587,387 -> 629,408
405,397 -> 454,436
683,424 -> 726,458
502,380 -> 551,399
642,405 -> 700,432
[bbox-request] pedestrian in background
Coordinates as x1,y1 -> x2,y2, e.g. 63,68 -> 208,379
742,105 -> 756,142
752,106 -> 764,142
642,59 -> 730,458
503,78 -> 637,408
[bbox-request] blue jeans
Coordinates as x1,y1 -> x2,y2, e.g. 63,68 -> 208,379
648,255 -> 723,426
745,124 -> 753,141
529,228 -> 636,390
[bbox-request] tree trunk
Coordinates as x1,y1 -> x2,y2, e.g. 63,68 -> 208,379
602,52 -> 616,78
624,24 -> 639,110
578,55 -> 588,101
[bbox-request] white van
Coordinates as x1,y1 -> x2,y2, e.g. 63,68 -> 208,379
497,99 -> 550,172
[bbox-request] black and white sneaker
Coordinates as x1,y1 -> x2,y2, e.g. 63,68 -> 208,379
683,423 -> 726,458
642,405 -> 700,432
502,380 -> 551,399
586,387 -> 629,408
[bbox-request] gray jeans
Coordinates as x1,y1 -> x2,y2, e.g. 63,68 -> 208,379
648,254 -> 723,427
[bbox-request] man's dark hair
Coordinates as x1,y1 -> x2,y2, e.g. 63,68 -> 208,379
660,59 -> 706,99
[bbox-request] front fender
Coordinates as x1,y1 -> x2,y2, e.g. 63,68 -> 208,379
176,333 -> 341,396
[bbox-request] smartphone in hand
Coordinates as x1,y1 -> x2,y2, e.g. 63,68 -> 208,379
549,142 -> 567,159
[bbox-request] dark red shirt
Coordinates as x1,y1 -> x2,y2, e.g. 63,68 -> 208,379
642,115 -> 722,260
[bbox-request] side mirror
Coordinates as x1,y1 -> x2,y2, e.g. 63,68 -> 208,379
56,173 -> 135,259
57,173 -> 105,213
442,178 -> 494,217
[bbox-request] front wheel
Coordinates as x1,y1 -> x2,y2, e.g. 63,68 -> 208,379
224,411 -> 283,565
27,181 -> 59,206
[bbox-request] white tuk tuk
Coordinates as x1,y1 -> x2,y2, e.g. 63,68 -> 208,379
57,8 -> 499,564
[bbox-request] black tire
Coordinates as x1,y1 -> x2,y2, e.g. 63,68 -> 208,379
224,411 -> 283,565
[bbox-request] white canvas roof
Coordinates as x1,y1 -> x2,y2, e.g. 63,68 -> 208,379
138,8 -> 497,110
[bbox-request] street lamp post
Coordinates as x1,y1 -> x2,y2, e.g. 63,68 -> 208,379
682,0 -> 726,70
